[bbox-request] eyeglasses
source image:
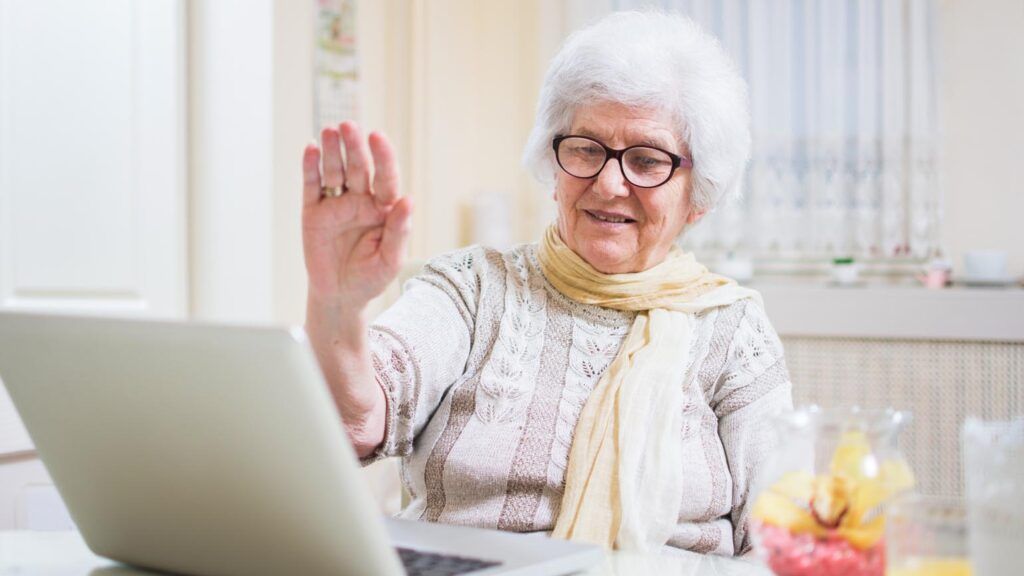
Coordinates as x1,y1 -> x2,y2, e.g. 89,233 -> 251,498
552,135 -> 692,189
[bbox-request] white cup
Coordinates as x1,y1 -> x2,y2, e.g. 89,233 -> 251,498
964,250 -> 1008,281
831,262 -> 860,286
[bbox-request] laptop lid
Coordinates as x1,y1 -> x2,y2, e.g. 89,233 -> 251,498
0,312 -> 405,576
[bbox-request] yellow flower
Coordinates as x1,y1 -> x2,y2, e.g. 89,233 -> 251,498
753,430 -> 915,550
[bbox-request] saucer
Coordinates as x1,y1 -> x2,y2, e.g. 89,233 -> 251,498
955,275 -> 1020,287
827,280 -> 868,288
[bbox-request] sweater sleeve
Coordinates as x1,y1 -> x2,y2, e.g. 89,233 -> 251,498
712,300 -> 794,555
359,247 -> 486,464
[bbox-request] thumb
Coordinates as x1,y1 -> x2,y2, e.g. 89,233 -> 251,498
379,196 -> 413,271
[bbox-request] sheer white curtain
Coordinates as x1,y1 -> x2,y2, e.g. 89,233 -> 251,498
560,0 -> 941,262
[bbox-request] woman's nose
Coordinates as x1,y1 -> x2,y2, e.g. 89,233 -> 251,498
591,158 -> 630,198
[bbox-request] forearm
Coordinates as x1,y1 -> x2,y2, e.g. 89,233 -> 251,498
305,291 -> 386,457
720,383 -> 793,554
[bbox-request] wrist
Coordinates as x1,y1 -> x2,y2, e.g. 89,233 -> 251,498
306,292 -> 370,348
343,382 -> 387,457
306,288 -> 369,315
304,291 -> 385,455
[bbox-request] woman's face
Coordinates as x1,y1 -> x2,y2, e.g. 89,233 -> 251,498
553,101 -> 704,274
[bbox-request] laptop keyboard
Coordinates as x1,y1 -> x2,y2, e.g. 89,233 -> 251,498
396,546 -> 502,575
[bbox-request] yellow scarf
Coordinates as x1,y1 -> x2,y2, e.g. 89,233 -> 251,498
540,225 -> 760,551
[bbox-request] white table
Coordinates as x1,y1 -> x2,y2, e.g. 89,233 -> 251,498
0,530 -> 774,575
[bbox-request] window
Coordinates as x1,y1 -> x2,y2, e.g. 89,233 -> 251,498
561,0 -> 941,272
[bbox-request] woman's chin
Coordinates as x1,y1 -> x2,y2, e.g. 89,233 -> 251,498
577,246 -> 636,274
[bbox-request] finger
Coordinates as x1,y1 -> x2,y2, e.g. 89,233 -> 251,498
340,121 -> 373,194
369,132 -> 400,206
379,196 -> 413,270
321,126 -> 345,188
302,142 -> 322,207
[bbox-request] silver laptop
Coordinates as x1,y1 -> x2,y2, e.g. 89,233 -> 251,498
0,312 -> 603,576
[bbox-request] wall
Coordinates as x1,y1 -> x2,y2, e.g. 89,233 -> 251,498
188,0 -> 275,323
271,0 -> 315,326
938,0 -> 1024,277
347,1 -> 546,265
414,1 -> 544,255
187,0 -> 328,327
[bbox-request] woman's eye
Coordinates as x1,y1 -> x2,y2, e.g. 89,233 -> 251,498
570,144 -> 603,158
628,153 -> 670,172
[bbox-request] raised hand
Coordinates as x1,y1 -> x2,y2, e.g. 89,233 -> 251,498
302,122 -> 413,313
301,122 -> 411,454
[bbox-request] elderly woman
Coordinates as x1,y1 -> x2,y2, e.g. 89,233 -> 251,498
301,12 -> 792,556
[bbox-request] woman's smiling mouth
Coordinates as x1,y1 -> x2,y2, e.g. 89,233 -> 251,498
584,209 -> 636,224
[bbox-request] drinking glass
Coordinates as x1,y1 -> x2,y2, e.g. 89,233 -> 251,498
962,418 -> 1024,576
886,495 -> 972,576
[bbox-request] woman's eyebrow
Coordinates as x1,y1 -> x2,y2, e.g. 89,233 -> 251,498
629,133 -> 681,153
633,135 -> 674,149
573,128 -> 676,151
572,127 -> 606,140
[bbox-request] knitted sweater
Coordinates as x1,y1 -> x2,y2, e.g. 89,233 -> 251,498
363,243 -> 793,555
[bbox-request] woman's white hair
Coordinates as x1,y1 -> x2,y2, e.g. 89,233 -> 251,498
523,11 -> 750,214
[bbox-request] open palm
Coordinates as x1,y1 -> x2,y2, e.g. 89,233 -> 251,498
302,123 -> 413,311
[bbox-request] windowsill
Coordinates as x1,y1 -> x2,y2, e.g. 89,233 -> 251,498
751,281 -> 1024,341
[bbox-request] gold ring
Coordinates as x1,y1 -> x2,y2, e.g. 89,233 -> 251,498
321,185 -> 343,198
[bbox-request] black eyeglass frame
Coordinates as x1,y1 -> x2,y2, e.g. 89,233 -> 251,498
551,134 -> 693,189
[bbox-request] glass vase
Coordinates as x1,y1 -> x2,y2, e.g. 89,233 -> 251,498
750,406 -> 915,576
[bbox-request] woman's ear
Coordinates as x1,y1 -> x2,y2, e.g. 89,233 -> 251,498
683,180 -> 705,225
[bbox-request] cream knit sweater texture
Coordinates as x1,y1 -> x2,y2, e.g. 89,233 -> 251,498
362,243 -> 793,555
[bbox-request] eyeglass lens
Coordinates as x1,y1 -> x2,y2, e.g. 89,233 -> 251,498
556,136 -> 676,188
